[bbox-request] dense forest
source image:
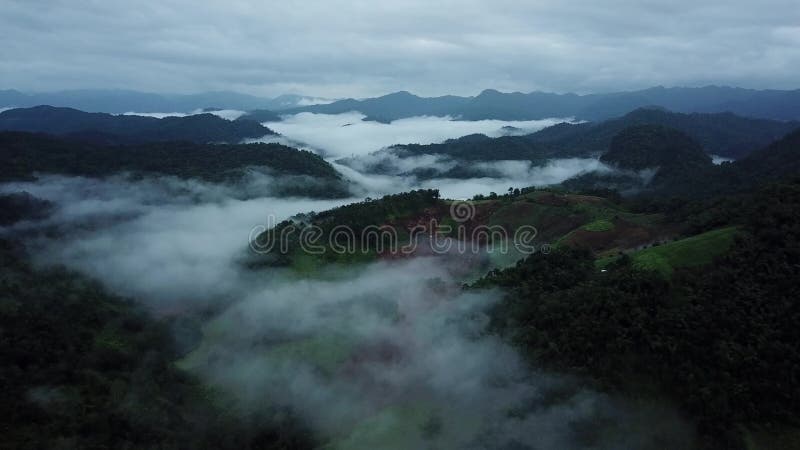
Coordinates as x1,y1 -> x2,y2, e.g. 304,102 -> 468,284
0,106 -> 273,145
354,108 -> 798,177
472,179 -> 800,449
0,239 -> 315,449
0,131 -> 350,198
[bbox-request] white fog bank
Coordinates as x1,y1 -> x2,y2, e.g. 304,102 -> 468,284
260,112 -> 575,158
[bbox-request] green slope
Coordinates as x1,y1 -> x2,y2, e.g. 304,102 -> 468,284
598,226 -> 738,276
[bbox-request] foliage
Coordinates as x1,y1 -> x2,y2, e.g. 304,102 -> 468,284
475,180 -> 800,448
628,226 -> 738,277
0,131 -> 350,198
0,192 -> 52,225
0,105 -> 273,145
582,219 -> 615,232
0,241 -> 315,449
251,190 -> 443,268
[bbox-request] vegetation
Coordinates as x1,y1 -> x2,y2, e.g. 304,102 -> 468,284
0,192 -> 52,225
529,107 -> 798,158
474,180 -> 800,449
357,108 -> 798,175
613,226 -> 737,277
237,109 -> 283,123
251,189 -> 443,268
0,131 -> 350,197
0,240 -> 314,449
0,105 -> 273,145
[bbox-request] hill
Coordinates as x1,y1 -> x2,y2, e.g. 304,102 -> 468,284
0,240 -> 315,449
0,106 -> 273,145
280,91 -> 471,120
528,107 -> 799,159
0,132 -> 349,198
346,109 -> 797,178
0,89 -> 332,113
283,86 -> 800,122
472,180 -> 800,449
601,125 -> 713,173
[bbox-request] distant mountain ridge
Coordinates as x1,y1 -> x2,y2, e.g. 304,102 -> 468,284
0,89 -> 334,114
565,123 -> 800,198
0,131 -> 350,198
362,108 -> 798,167
283,86 -> 800,122
0,106 -> 273,145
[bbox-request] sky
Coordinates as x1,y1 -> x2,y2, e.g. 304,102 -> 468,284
1,0 -> 799,98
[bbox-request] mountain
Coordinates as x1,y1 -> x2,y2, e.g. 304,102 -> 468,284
284,86 -> 800,122
0,240 -> 315,449
601,125 -> 713,171
600,125 -> 714,192
0,106 -> 273,145
528,107 -> 800,158
0,89 -> 333,114
565,122 -> 800,198
729,127 -> 800,183
280,91 -> 471,120
348,109 -> 797,176
237,109 -> 284,123
0,131 -> 350,198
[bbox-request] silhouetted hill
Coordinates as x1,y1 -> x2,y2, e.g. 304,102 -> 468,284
602,125 -> 712,170
565,124 -> 800,198
0,132 -> 349,198
0,106 -> 273,144
730,127 -> 800,183
0,89 -> 332,113
281,91 -> 471,119
363,109 -> 796,171
237,109 -> 283,123
528,108 -> 799,158
0,192 -> 52,225
284,86 -> 800,122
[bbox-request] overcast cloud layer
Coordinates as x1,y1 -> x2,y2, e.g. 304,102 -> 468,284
2,0 -> 799,97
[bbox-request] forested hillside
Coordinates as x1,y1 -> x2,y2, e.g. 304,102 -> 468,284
0,106 -> 273,145
0,131 -> 350,198
473,180 -> 800,449
0,240 -> 315,449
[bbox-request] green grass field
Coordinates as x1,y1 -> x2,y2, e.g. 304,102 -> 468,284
597,226 -> 739,277
582,219 -> 615,232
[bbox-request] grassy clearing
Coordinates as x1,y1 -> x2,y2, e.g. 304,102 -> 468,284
597,226 -> 739,277
582,219 -> 615,232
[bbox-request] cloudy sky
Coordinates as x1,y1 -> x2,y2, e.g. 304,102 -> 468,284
2,0 -> 799,98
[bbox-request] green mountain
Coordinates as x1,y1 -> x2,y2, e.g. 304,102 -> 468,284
472,179 -> 800,449
600,125 -> 713,174
528,107 -> 799,159
0,106 -> 273,145
0,131 -> 349,198
0,240 -> 315,449
353,109 -> 797,175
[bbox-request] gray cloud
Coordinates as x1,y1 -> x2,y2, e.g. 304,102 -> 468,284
1,0 -> 798,97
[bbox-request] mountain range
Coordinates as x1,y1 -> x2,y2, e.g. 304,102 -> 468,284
5,86 -> 800,123
0,89 -> 333,114
278,86 -> 800,122
0,106 -> 272,145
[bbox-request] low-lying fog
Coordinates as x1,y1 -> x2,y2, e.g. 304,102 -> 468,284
248,112 -> 608,199
122,109 -> 247,120
0,172 -> 692,449
0,115 -> 690,448
259,112 -> 573,159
